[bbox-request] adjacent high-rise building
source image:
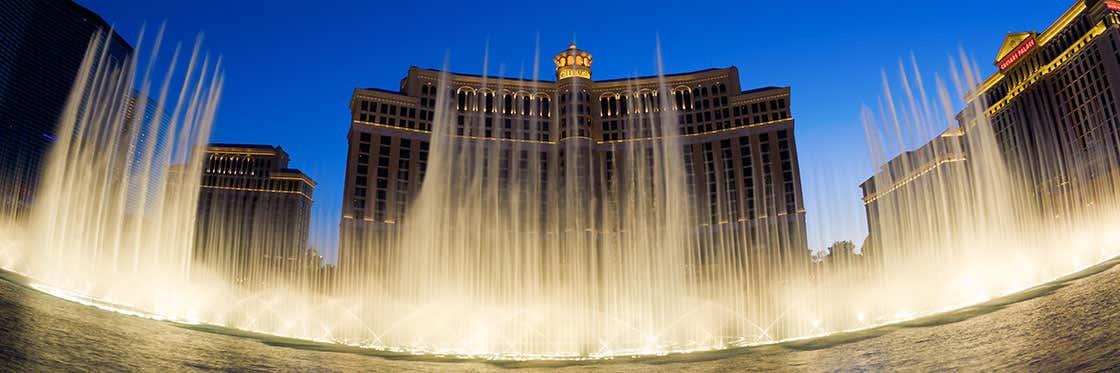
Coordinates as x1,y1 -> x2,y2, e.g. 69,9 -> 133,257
340,43 -> 809,275
966,0 -> 1120,213
862,0 -> 1120,255
0,0 -> 133,217
194,144 -> 316,288
119,91 -> 173,212
859,127 -> 968,258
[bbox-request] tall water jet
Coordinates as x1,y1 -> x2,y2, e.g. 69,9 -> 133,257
824,52 -> 1120,332
8,26 -> 224,319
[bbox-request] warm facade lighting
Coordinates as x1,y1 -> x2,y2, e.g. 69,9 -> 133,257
998,36 -> 1036,70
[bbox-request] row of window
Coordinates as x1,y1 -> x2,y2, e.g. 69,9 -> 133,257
349,135 -> 798,225
600,97 -> 791,141
201,175 -> 311,195
456,90 -> 552,117
204,153 -> 274,177
597,83 -> 731,117
356,99 -> 435,131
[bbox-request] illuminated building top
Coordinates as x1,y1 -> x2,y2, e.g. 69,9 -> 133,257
931,0 -> 1120,199
970,0 -> 1120,115
194,143 -> 317,281
994,32 -> 1037,71
201,144 -> 316,200
554,43 -> 592,80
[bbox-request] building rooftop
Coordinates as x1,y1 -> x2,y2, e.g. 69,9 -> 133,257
593,67 -> 730,83
206,143 -> 292,168
400,66 -> 744,85
406,67 -> 556,83
277,168 -> 316,187
359,87 -> 406,95
62,0 -> 134,50
741,86 -> 787,95
208,143 -> 281,150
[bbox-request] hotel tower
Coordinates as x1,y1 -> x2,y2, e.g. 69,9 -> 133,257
340,43 -> 810,279
862,0 -> 1120,255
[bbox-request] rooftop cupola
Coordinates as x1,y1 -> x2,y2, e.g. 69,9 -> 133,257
554,43 -> 592,80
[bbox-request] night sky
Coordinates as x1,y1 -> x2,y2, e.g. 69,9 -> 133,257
79,0 -> 1069,262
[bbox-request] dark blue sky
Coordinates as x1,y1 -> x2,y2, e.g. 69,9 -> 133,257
82,0 -> 1068,259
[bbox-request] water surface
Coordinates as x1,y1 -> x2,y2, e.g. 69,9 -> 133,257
1,259 -> 1118,372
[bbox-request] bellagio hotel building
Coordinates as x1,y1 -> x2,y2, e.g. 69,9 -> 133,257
340,43 -> 809,270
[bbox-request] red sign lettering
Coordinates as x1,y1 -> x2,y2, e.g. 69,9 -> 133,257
998,37 -> 1036,71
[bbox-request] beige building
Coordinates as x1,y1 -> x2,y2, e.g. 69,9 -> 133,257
860,0 -> 1120,264
340,43 -> 808,273
194,144 -> 316,288
966,0 -> 1120,212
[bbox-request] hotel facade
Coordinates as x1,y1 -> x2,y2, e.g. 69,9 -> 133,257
339,43 -> 809,275
860,128 -> 968,259
194,144 -> 316,288
972,0 -> 1120,212
862,0 -> 1120,252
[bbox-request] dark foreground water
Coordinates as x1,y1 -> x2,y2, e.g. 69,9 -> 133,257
2,259 -> 1120,372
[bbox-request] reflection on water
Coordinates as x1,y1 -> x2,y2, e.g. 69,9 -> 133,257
1,257 -> 1118,371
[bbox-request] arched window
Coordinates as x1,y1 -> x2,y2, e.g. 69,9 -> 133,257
504,94 -> 512,114
609,96 -> 617,117
619,96 -> 628,115
600,97 -> 609,117
457,91 -> 466,111
485,92 -> 494,113
522,96 -> 531,115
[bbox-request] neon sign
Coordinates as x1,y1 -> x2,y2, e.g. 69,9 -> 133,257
1107,1 -> 1120,11
998,37 -> 1036,71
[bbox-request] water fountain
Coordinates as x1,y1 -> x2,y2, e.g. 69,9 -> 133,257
2,28 -> 1120,361
1,26 -> 222,320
